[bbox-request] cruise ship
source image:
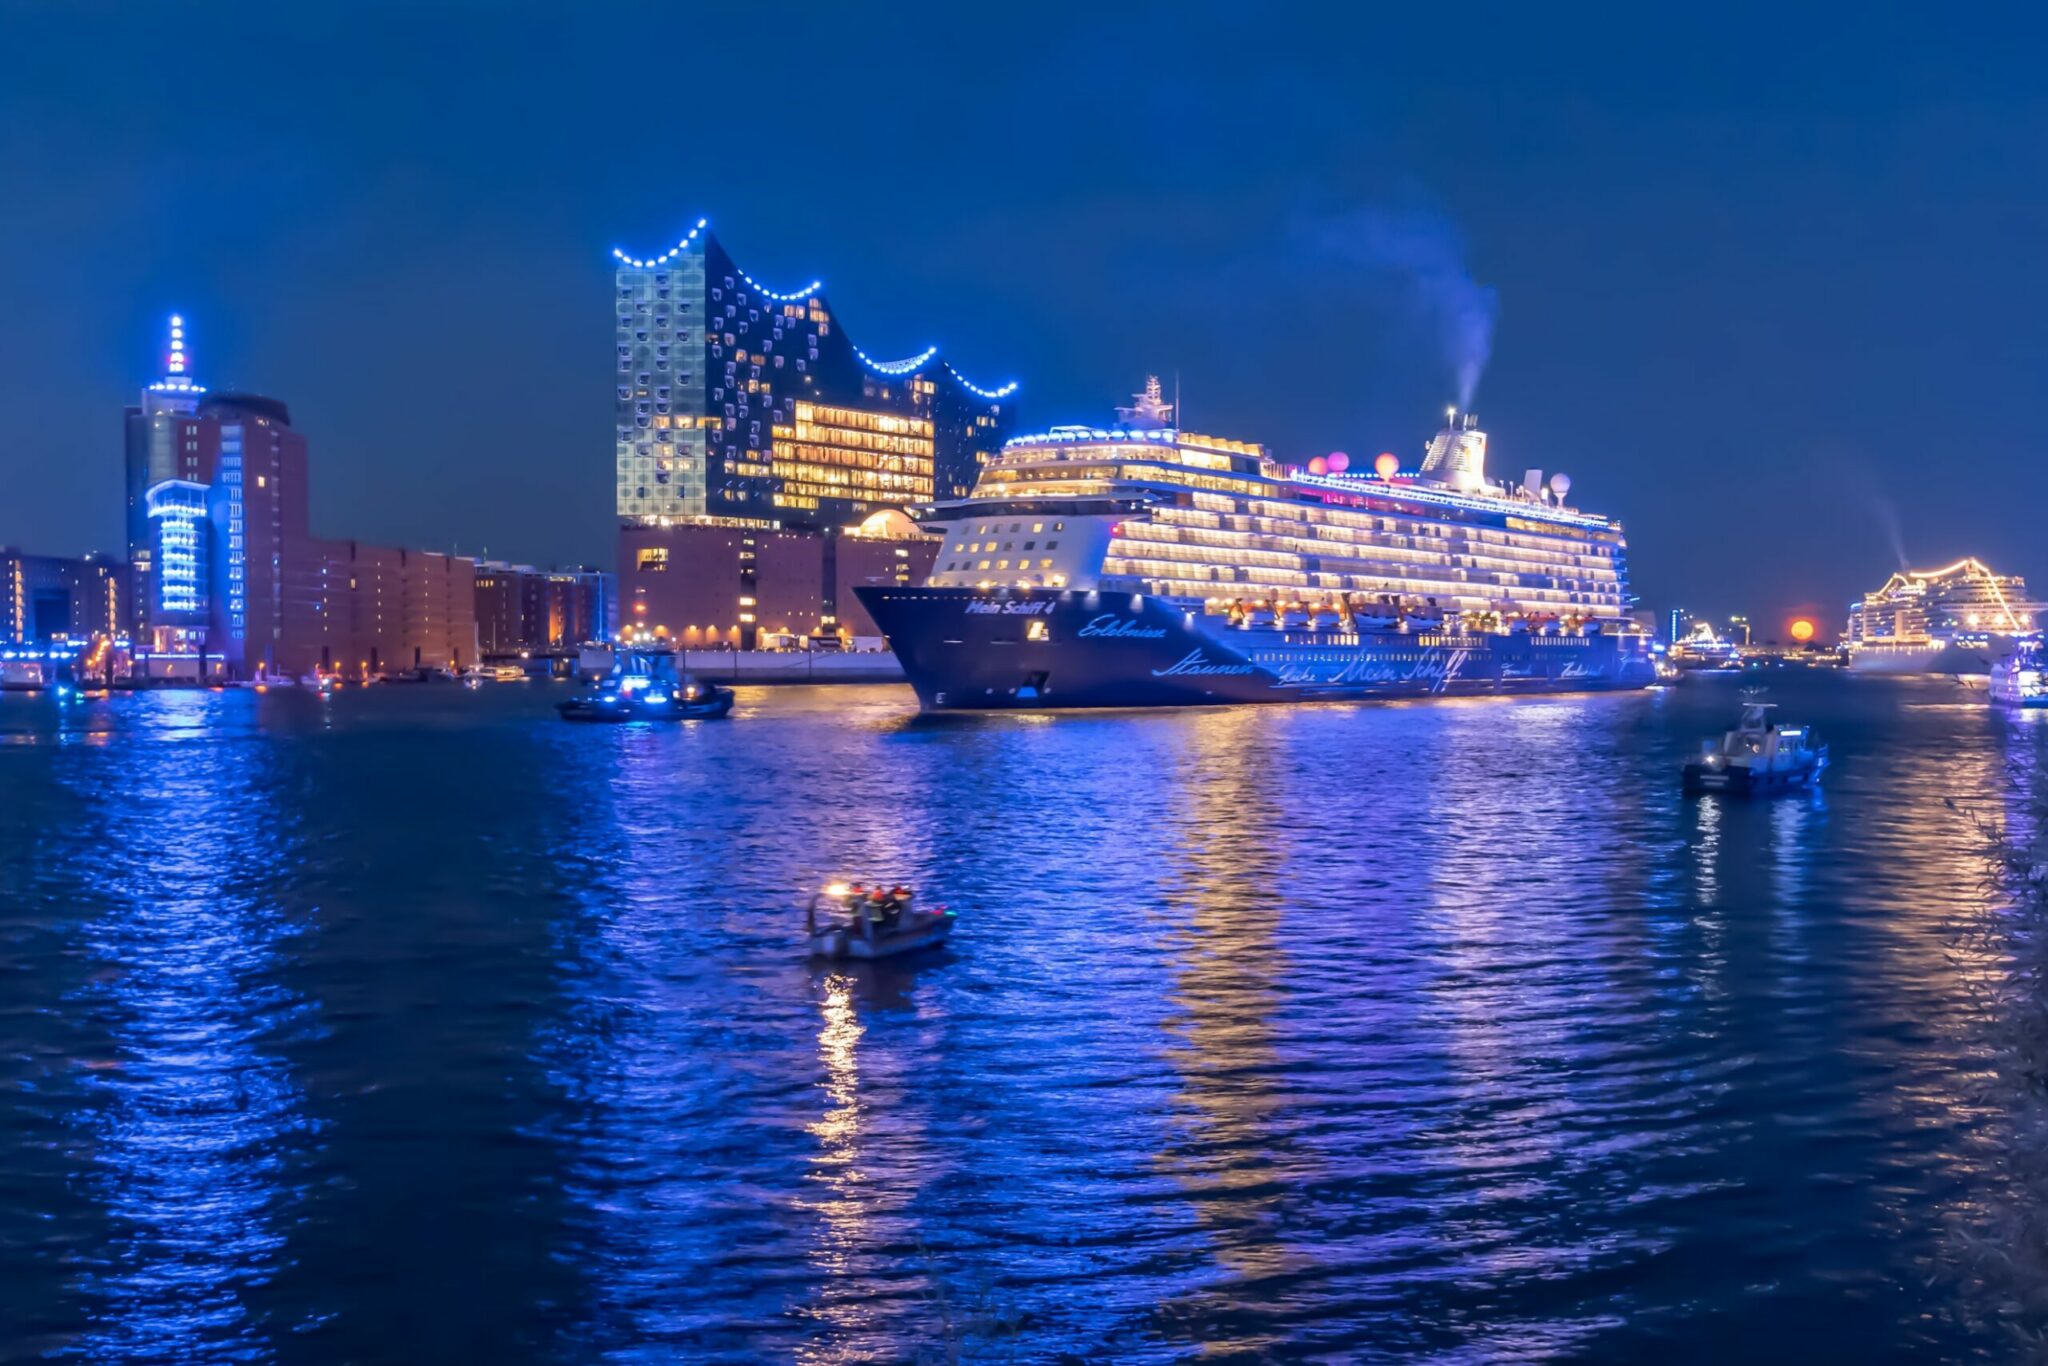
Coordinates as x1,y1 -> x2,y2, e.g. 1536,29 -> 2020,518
1845,558 -> 2041,674
857,380 -> 1655,709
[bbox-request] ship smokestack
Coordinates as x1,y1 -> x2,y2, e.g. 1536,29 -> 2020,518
1420,406 -> 1489,493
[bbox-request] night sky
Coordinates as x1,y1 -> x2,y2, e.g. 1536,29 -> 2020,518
4,4 -> 2044,638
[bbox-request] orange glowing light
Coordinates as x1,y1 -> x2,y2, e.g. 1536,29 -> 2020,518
1789,618 -> 1817,643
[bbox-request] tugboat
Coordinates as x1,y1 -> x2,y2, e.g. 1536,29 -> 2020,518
1683,701 -> 1828,795
1992,636 -> 2048,709
805,883 -> 956,960
556,646 -> 735,723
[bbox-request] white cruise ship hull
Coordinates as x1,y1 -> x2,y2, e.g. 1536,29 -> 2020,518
860,586 -> 1656,710
1847,640 -> 2003,675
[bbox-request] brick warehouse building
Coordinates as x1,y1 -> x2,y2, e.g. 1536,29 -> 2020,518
618,514 -> 934,646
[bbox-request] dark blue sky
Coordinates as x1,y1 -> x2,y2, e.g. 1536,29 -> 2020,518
4,3 -> 2044,635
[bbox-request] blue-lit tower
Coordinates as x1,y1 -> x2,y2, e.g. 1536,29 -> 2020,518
122,315 -> 310,676
124,315 -> 216,649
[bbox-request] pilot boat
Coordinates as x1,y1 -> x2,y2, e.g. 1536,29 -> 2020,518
556,646 -> 734,722
1682,702 -> 1828,795
805,884 -> 955,960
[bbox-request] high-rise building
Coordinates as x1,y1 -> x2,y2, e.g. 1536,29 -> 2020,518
123,318 -> 314,675
612,220 -> 1016,529
120,315 -> 478,679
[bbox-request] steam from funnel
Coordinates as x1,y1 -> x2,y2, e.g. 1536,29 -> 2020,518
1302,202 -> 1498,408
1869,493 -> 1909,571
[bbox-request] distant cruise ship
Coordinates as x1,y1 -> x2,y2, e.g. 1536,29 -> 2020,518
857,379 -> 1654,709
1845,558 -> 2041,674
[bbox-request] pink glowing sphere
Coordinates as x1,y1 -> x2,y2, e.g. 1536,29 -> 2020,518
1307,456 -> 1329,476
1374,452 -> 1399,478
1327,451 -> 1350,472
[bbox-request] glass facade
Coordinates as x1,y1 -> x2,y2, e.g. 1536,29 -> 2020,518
615,244 -> 709,522
770,402 -> 934,514
613,224 -> 1014,530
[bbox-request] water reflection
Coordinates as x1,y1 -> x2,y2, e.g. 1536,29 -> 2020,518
63,690 -> 312,1362
1151,706 -> 1294,1352
538,714 -> 953,1361
2,677 -> 2037,1360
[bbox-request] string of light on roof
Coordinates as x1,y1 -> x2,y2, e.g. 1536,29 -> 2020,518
611,218 -> 709,269
944,364 -> 1018,399
732,265 -> 822,303
854,344 -> 938,374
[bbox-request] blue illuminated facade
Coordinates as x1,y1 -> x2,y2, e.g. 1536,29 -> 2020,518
144,481 -> 209,621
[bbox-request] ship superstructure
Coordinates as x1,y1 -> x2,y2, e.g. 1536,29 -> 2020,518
858,380 -> 1654,709
1846,558 -> 2041,674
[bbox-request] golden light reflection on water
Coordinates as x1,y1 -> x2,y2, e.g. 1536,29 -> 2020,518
1153,705 -> 1296,1328
806,973 -> 866,1234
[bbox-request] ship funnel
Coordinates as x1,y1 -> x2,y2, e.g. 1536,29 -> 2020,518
1420,408 -> 1489,493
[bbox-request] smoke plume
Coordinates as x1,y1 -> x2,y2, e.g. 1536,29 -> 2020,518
1301,204 -> 1499,408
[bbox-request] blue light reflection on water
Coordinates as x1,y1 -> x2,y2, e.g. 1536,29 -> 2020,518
0,676 -> 2041,1361
12,690 -> 318,1362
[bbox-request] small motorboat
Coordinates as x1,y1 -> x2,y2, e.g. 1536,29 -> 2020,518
1683,701 -> 1828,795
556,646 -> 733,722
806,883 -> 955,960
1992,636 -> 2048,709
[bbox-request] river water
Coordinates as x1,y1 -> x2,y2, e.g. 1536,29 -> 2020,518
1,674 -> 2043,1362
